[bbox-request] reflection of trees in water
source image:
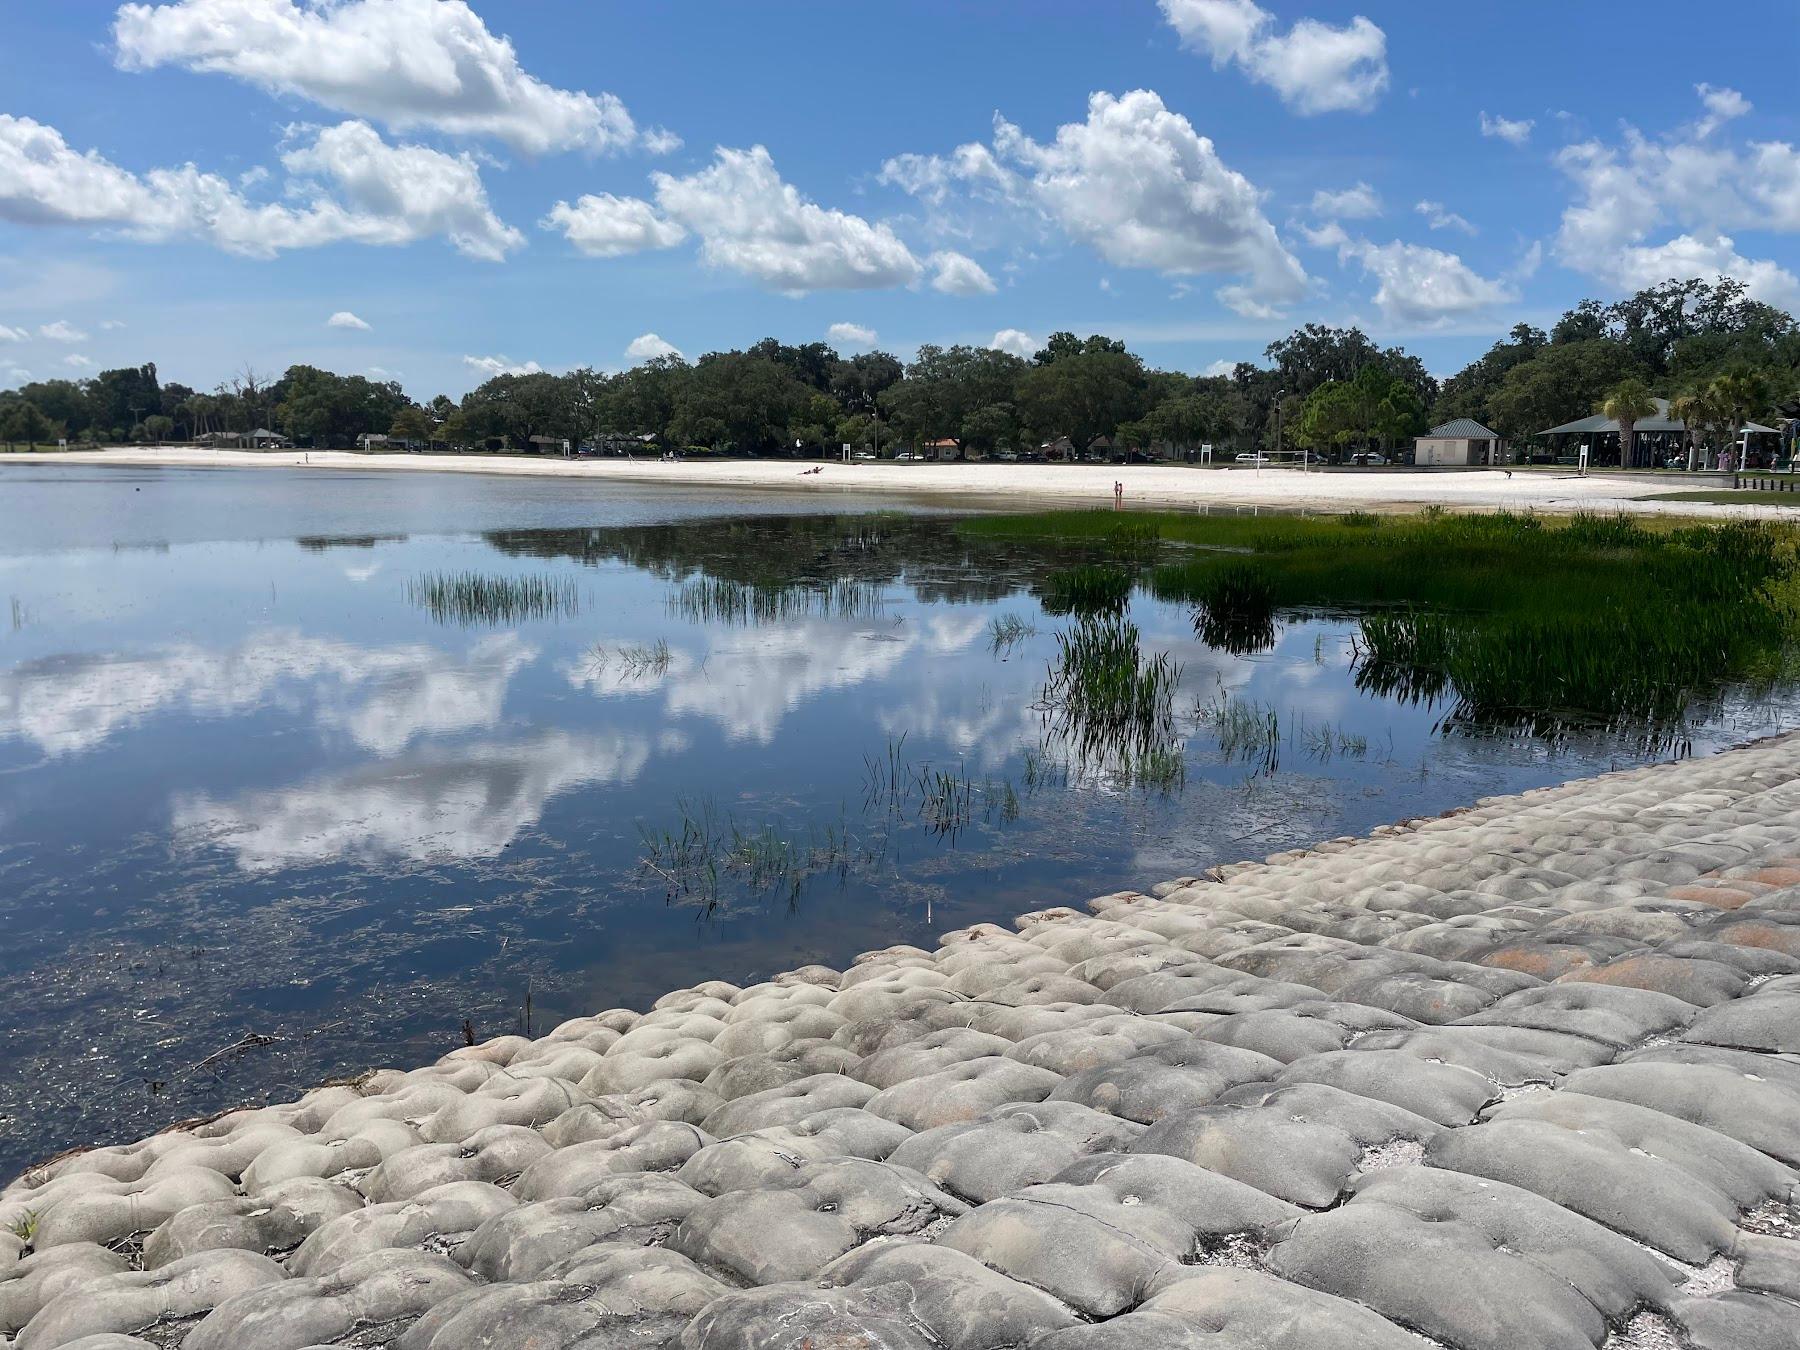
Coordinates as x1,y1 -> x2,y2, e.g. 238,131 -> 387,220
296,533 -> 406,551
481,515 -> 1097,616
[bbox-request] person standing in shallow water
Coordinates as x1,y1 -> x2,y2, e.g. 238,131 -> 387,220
1113,480 -> 1123,507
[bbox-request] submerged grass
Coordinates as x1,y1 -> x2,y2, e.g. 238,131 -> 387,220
407,571 -> 580,626
637,796 -> 863,914
987,613 -> 1037,656
585,638 -> 673,682
969,509 -> 1800,739
1042,613 -> 1182,762
670,576 -> 886,625
1042,564 -> 1133,615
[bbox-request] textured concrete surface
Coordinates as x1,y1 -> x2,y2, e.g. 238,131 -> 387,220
5,736 -> 1800,1348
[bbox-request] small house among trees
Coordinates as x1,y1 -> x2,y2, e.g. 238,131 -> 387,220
1414,419 -> 1502,466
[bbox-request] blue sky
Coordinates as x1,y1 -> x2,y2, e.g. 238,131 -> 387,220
2,0 -> 1799,398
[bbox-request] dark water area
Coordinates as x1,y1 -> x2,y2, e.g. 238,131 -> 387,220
0,464 -> 1791,1177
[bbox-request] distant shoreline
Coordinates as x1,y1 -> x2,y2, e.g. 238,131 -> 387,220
6,446 -> 1776,517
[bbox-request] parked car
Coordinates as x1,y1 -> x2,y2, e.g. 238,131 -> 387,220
894,450 -> 920,461
1351,451 -> 1389,466
1236,452 -> 1269,465
993,450 -> 1018,463
853,450 -> 875,461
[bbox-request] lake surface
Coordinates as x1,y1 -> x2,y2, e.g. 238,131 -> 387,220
0,463 -> 1789,1177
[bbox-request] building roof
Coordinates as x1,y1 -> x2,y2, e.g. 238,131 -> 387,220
1422,419 -> 1499,440
1539,397 -> 1685,437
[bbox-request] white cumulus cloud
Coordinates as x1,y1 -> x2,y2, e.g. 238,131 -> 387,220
0,114 -> 522,260
0,324 -> 26,343
39,320 -> 88,342
1160,0 -> 1388,115
993,90 -> 1307,317
877,142 -> 1018,207
1552,86 -> 1800,305
62,354 -> 96,369
1297,220 -> 1349,250
327,310 -> 371,330
827,322 -> 877,347
625,332 -> 681,362
928,250 -> 996,295
1479,111 -> 1533,146
1310,182 -> 1381,219
541,192 -> 686,257
1694,83 -> 1751,139
1338,237 -> 1513,325
990,328 -> 1038,358
463,354 -> 543,377
113,0 -> 647,154
1415,200 -> 1476,235
650,145 -> 922,293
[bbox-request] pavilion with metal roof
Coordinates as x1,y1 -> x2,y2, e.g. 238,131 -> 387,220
1537,397 -> 1688,467
1538,397 -> 1786,469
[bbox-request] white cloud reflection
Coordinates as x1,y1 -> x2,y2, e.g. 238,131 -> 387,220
564,613 -> 987,744
173,729 -> 666,869
0,629 -> 535,757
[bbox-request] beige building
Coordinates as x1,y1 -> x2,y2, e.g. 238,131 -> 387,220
1414,418 -> 1502,466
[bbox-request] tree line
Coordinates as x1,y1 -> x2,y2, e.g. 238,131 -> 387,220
2,277 -> 1795,460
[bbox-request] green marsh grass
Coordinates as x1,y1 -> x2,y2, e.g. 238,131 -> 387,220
969,509 -> 1798,738
407,571 -> 580,626
670,576 -> 886,625
1042,614 -> 1182,761
1042,564 -> 1133,615
987,613 -> 1037,656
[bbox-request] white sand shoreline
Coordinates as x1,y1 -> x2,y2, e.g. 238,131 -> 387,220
8,446 -> 1784,518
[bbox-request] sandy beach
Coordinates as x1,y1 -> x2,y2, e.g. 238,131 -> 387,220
14,446 -> 1781,517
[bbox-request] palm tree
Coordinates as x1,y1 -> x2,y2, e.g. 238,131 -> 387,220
1709,367 -> 1774,469
1670,386 -> 1727,470
1601,378 -> 1657,469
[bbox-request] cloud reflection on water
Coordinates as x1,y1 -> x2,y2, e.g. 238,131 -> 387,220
565,612 -> 989,744
0,630 -> 536,757
172,728 -> 668,868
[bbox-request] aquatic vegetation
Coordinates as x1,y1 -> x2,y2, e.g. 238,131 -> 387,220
1189,563 -> 1278,655
637,797 -> 863,914
1103,519 -> 1163,565
987,612 -> 1037,656
406,571 -> 580,626
915,767 -> 974,838
862,736 -> 1021,838
1196,691 -> 1282,775
598,638 -> 673,678
1042,564 -> 1133,615
1298,717 -> 1369,761
669,576 -> 886,625
975,509 -> 1800,739
1042,614 -> 1182,761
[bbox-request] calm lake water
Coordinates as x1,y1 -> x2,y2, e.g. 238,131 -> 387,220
0,463 -> 1789,1176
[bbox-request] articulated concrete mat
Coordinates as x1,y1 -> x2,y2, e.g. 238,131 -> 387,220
6,738 -> 1800,1349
